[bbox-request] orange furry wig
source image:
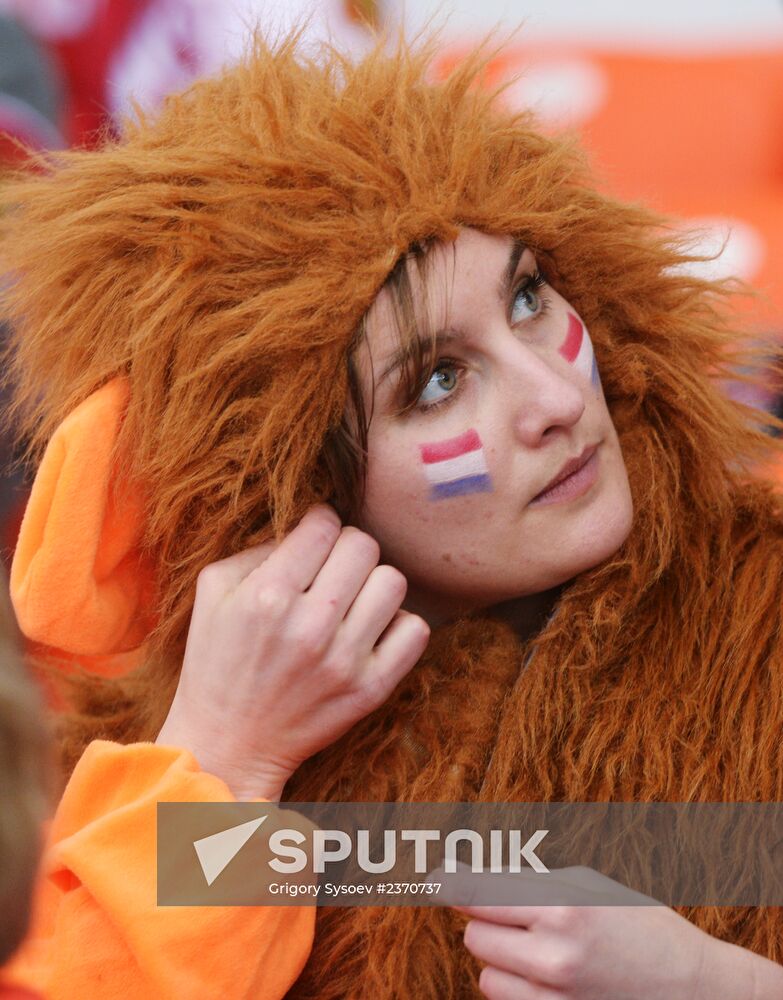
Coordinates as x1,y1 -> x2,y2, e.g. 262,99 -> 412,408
3,30 -> 783,999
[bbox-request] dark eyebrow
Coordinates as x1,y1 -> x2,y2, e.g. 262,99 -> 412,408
377,329 -> 462,386
376,239 -> 527,387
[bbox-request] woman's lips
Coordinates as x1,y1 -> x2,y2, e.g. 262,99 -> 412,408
528,446 -> 600,507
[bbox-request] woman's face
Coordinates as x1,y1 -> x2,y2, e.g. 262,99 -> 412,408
355,228 -> 633,622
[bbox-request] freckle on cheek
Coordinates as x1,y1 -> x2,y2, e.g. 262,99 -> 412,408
441,552 -> 453,563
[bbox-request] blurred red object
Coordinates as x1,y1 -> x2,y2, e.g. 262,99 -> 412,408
0,0 -> 149,146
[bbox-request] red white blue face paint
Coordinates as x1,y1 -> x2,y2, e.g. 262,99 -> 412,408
419,428 -> 492,500
559,313 -> 601,390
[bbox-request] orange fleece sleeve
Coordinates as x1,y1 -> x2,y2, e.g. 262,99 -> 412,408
7,741 -> 315,1000
10,379 -> 155,666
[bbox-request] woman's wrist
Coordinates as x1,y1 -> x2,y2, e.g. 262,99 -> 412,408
698,935 -> 783,1000
156,715 -> 291,801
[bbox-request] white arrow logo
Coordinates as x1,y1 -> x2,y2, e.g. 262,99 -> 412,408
193,815 -> 268,886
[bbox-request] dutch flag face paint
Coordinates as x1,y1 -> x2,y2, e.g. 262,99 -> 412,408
419,429 -> 493,501
559,313 -> 601,390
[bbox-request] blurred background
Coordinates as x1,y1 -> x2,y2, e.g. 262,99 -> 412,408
1,0 -> 782,571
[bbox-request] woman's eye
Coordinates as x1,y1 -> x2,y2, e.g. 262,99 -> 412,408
511,281 -> 542,323
418,363 -> 459,405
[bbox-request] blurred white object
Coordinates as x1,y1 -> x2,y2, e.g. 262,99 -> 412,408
391,0 -> 783,50
677,217 -> 766,284
501,56 -> 608,127
0,0 -> 101,38
108,0 -> 371,119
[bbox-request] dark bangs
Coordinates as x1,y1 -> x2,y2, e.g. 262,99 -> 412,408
321,239 -> 444,523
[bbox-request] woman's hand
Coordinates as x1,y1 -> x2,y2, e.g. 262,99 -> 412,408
156,503 -> 430,800
444,867 -> 783,1000
458,901 -> 710,1000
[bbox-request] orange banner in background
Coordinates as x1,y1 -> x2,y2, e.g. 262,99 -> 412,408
434,45 -> 783,330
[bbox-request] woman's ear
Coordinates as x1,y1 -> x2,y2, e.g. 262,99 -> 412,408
10,377 -> 156,657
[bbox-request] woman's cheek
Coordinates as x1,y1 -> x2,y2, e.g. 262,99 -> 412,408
559,313 -> 602,392
361,426 -> 497,570
418,427 -> 494,501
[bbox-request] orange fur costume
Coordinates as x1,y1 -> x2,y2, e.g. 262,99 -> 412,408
3,31 -> 783,1000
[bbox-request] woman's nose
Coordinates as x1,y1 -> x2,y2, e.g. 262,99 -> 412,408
505,346 -> 586,447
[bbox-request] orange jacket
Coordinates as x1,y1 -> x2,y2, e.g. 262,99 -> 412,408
7,741 -> 315,1000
